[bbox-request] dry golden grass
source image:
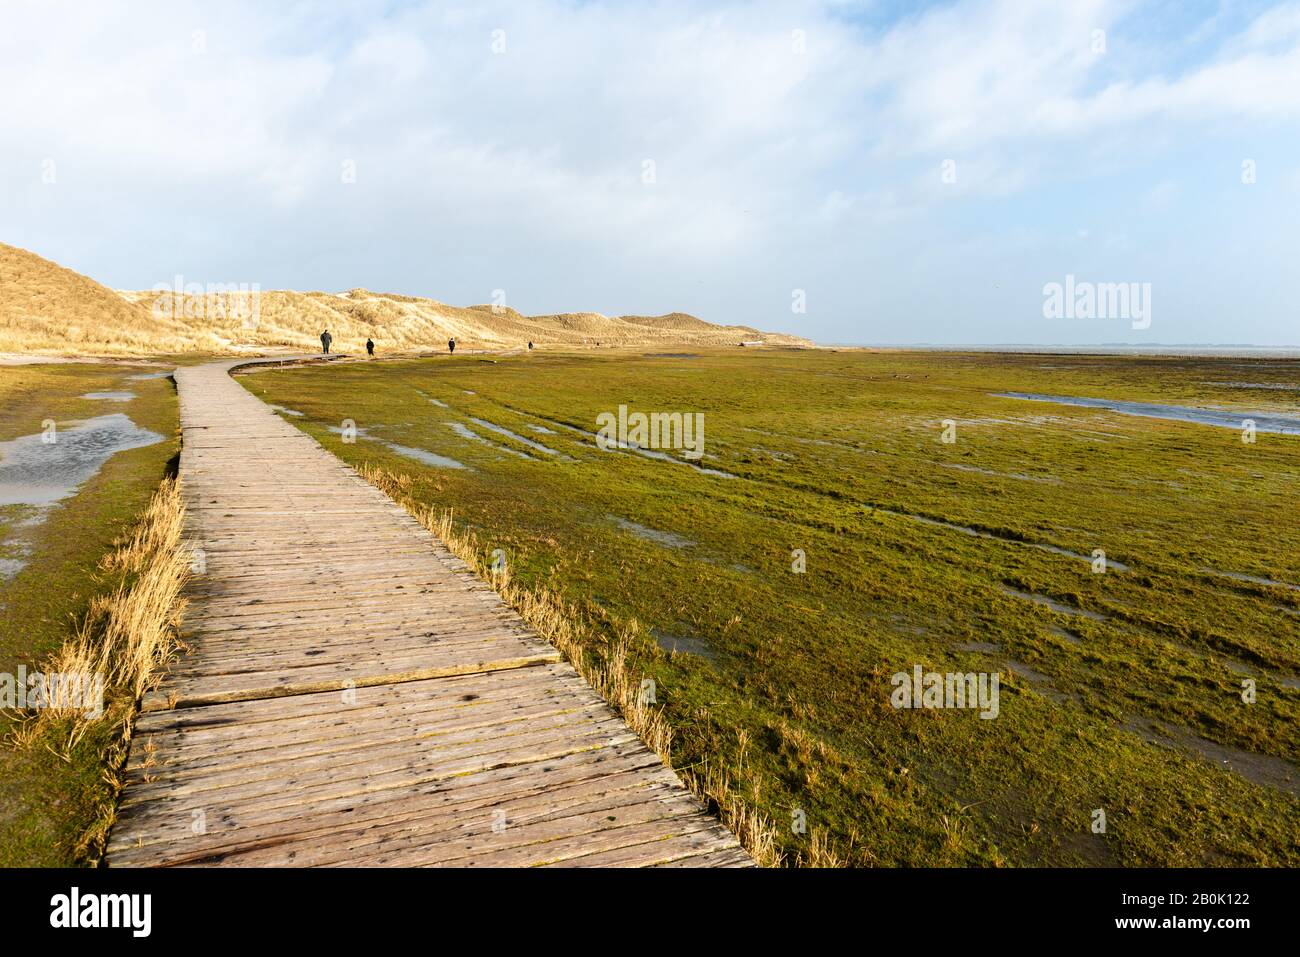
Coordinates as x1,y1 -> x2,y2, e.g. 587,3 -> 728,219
55,479 -> 188,701
807,832 -> 845,867
14,478 -> 189,861
20,478 -> 187,726
358,463 -> 786,866
2,241 -> 810,357
120,288 -> 809,355
0,242 -> 225,356
619,312 -> 719,332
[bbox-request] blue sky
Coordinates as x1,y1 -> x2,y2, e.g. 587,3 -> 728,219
2,0 -> 1298,345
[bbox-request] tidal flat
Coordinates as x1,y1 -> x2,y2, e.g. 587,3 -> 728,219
244,348 -> 1300,866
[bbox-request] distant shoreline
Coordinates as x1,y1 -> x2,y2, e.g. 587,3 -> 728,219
823,343 -> 1300,358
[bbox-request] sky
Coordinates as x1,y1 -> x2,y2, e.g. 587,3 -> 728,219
2,0 -> 1299,346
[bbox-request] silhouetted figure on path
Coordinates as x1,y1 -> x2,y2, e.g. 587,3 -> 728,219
320,330 -> 332,354
528,341 -> 533,350
448,338 -> 456,354
366,338 -> 375,356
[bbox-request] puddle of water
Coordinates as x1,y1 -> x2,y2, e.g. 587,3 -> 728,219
616,439 -> 733,474
526,423 -> 555,434
651,628 -> 713,658
269,405 -> 305,417
955,640 -> 1072,700
1005,660 -> 1073,703
596,431 -> 727,472
1205,381 -> 1300,392
609,516 -> 694,549
328,424 -> 466,469
744,426 -> 842,450
880,509 -> 1130,571
886,614 -> 928,637
469,417 -> 563,456
1001,586 -> 1109,622
537,416 -> 735,478
1201,567 -> 1299,592
1046,624 -> 1083,644
0,414 -> 164,507
995,392 -> 1300,435
81,391 -> 136,402
428,398 -> 449,409
937,462 -> 1057,484
448,422 -> 488,444
0,557 -> 26,581
127,370 -> 176,381
1125,717 -> 1300,798
447,422 -> 533,460
383,442 -> 468,470
463,390 -> 476,395
1005,660 -> 1051,684
1279,676 -> 1300,690
0,531 -> 30,580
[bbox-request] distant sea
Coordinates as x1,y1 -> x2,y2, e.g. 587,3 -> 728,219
827,344 -> 1300,358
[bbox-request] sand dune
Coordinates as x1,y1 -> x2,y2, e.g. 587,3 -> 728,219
1,243 -> 809,356
0,243 -> 225,355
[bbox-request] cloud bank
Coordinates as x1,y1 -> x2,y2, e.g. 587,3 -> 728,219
2,0 -> 1298,345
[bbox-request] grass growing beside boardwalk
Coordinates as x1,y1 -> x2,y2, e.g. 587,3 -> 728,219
244,349 -> 1300,866
359,463 -> 786,865
0,363 -> 181,866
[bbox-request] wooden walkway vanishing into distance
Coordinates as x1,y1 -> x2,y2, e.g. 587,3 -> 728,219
107,358 -> 750,867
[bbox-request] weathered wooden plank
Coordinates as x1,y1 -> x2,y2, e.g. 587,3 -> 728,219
113,735 -> 667,845
107,358 -> 750,868
111,755 -> 675,865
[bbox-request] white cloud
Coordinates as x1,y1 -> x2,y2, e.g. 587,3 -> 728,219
1,0 -> 1298,344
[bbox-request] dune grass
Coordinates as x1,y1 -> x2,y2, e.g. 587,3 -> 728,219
1,241 -> 802,358
0,364 -> 181,865
243,348 -> 1300,866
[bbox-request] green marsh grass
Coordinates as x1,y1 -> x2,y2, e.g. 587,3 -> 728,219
0,364 -> 180,865
243,349 -> 1300,866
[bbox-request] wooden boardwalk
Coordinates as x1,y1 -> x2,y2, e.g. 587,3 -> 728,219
107,358 -> 750,867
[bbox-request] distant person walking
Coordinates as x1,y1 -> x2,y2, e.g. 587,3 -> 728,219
527,341 -> 533,350
366,338 -> 375,357
320,329 -> 332,354
448,338 -> 456,354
